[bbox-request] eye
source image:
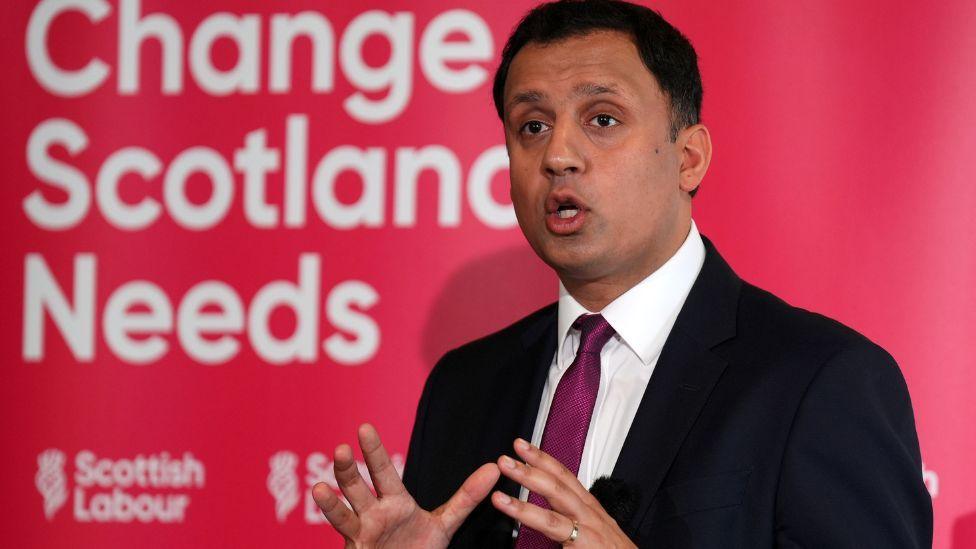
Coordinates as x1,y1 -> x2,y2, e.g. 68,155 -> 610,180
520,120 -> 550,135
590,114 -> 620,128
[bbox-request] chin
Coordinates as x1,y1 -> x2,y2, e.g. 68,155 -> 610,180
527,231 -> 606,275
542,251 -> 607,282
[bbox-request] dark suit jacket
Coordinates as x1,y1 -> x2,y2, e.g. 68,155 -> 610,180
402,235 -> 933,548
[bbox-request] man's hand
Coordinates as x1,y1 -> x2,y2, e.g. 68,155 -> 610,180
491,439 -> 636,548
312,423 -> 500,549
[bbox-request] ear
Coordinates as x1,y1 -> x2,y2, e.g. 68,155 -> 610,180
677,124 -> 712,194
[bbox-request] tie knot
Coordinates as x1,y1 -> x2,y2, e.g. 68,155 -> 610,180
573,313 -> 616,355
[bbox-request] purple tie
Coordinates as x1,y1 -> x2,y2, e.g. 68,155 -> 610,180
515,313 -> 616,548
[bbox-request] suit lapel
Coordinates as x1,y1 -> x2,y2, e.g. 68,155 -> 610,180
461,305 -> 557,545
611,235 -> 741,533
611,327 -> 729,532
490,306 -> 557,498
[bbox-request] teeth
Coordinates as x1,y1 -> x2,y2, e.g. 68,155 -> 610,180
557,208 -> 579,219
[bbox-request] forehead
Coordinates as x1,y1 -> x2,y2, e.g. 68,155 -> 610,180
504,30 -> 662,108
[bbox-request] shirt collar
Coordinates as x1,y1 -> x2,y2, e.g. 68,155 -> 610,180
556,219 -> 706,367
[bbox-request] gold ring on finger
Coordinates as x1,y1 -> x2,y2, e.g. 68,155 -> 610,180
562,519 -> 579,545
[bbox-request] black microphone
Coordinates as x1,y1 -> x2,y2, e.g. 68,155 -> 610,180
588,476 -> 638,526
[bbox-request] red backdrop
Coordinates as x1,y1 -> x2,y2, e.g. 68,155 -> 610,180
2,1 -> 972,547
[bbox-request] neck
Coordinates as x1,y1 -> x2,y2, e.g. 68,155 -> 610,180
560,221 -> 691,311
561,266 -> 661,312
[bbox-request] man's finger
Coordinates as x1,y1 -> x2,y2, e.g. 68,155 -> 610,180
311,482 -> 360,539
514,439 -> 602,509
491,490 -> 584,544
333,443 -> 376,513
433,462 -> 501,537
358,423 -> 406,498
497,454 -> 596,522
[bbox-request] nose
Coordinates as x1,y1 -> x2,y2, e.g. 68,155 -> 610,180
541,120 -> 585,178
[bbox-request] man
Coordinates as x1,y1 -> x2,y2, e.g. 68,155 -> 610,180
312,1 -> 933,547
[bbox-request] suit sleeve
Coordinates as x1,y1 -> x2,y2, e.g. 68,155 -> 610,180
774,340 -> 933,548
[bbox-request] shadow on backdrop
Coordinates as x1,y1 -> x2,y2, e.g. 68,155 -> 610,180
421,245 -> 556,368
953,510 -> 976,549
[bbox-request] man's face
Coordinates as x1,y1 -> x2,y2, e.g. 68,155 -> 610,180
503,31 -> 692,288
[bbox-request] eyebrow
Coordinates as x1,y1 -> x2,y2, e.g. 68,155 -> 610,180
506,82 -> 622,113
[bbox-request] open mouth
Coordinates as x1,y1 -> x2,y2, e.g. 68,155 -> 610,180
546,193 -> 587,235
556,203 -> 581,219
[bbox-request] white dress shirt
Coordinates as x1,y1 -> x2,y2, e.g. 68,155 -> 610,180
518,219 -> 706,503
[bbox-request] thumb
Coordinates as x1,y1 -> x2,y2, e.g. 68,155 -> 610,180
433,463 -> 501,538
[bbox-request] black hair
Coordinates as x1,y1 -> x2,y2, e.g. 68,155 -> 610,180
492,0 -> 703,143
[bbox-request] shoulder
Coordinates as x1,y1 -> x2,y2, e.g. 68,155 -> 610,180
426,301 -> 556,386
714,283 -> 929,544
728,280 -> 920,466
735,281 -> 894,366
730,281 -> 911,412
753,291 -> 930,547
